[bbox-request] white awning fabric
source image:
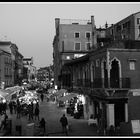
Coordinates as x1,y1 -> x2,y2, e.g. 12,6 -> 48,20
58,93 -> 78,102
53,89 -> 67,97
0,89 -> 9,98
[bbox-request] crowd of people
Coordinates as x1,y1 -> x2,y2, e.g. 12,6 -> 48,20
0,87 -> 47,136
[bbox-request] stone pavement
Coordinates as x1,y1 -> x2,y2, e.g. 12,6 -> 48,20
2,96 -> 99,137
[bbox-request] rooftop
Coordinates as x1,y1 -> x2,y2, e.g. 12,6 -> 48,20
60,18 -> 91,25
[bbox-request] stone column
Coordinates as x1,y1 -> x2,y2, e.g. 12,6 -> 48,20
125,103 -> 128,122
106,104 -> 115,127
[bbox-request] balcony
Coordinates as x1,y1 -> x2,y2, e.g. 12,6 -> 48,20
75,78 -> 131,89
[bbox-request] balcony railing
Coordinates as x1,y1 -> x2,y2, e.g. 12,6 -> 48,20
75,78 -> 131,89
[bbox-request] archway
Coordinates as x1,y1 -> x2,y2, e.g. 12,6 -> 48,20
110,59 -> 120,88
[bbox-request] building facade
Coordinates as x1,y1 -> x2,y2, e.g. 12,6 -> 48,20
106,11 -> 140,41
0,41 -> 24,86
59,12 -> 140,133
62,41 -> 140,129
23,57 -> 36,82
0,49 -> 13,88
53,16 -> 97,88
37,65 -> 54,87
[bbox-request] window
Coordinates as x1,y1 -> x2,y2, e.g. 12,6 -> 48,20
85,32 -> 91,39
85,42 -> 91,50
116,25 -> 121,32
74,42 -> 81,51
129,60 -> 136,70
137,18 -> 140,24
74,32 -> 80,38
96,59 -> 100,67
62,41 -> 64,51
138,26 -> 140,36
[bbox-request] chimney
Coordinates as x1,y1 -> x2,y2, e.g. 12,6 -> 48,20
105,21 -> 108,29
55,18 -> 60,35
91,16 -> 97,50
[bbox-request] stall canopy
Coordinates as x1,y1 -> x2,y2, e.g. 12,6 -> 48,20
5,86 -> 22,92
58,93 -> 78,102
53,89 -> 67,97
0,89 -> 9,98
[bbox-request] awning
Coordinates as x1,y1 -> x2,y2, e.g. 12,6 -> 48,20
53,89 -> 67,97
0,89 -> 9,98
5,86 -> 22,92
58,93 -> 78,102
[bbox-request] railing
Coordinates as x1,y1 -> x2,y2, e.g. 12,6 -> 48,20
60,19 -> 91,25
75,78 -> 131,89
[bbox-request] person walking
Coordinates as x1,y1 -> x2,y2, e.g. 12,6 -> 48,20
9,101 -> 13,115
39,117 -> 46,135
34,106 -> 40,121
28,103 -> 34,121
60,114 -> 68,135
13,101 -> 17,114
40,93 -> 44,102
17,104 -> 21,119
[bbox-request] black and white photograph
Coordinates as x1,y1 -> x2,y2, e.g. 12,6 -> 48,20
0,2 -> 140,138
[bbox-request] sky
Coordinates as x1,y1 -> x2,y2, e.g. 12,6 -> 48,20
0,2 -> 140,69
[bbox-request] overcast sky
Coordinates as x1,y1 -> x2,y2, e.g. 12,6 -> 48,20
0,2 -> 140,69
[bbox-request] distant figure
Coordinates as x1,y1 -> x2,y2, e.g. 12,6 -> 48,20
17,104 -> 21,119
39,117 -> 46,135
60,114 -> 68,135
28,104 -> 33,121
34,106 -> 40,121
40,93 -> 44,102
108,125 -> 115,136
36,102 -> 39,108
13,101 -> 17,114
0,112 -> 8,130
9,101 -> 13,114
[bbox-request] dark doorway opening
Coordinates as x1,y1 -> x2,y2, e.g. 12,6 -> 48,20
110,59 -> 120,88
114,101 -> 125,127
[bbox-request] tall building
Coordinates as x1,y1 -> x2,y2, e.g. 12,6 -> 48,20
106,11 -> 140,41
0,49 -> 13,88
37,65 -> 54,83
53,16 -> 97,88
0,41 -> 24,86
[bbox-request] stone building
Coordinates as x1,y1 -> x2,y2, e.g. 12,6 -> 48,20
53,16 -> 97,89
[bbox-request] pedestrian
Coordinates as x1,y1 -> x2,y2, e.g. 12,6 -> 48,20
9,101 -> 13,114
17,104 -> 21,119
28,104 -> 33,121
13,101 -> 17,114
39,117 -> 46,135
36,102 -> 39,108
34,106 -> 40,121
108,125 -> 115,136
60,114 -> 68,135
40,93 -> 44,102
0,112 -> 8,130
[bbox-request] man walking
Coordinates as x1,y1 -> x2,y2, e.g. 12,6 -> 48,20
40,93 -> 44,102
60,114 -> 68,135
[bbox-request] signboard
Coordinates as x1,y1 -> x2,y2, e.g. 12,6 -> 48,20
131,120 -> 140,134
133,91 -> 140,96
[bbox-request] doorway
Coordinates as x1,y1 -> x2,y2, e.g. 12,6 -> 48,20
110,59 -> 120,88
